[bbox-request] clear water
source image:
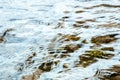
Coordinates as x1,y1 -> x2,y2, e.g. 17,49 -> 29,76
0,0 -> 120,80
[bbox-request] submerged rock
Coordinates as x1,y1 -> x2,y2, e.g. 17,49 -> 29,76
38,60 -> 60,72
15,53 -> 37,72
82,39 -> 88,44
21,60 -> 60,80
84,4 -> 120,9
92,65 -> 120,80
63,11 -> 70,13
101,47 -> 114,51
25,52 -> 37,67
48,44 -> 82,54
59,53 -> 70,58
91,34 -> 118,45
98,22 -> 120,28
22,74 -> 34,80
73,23 -> 82,27
76,20 -> 86,24
0,38 -> 3,43
63,63 -> 69,68
85,50 -> 114,59
59,44 -> 82,53
15,63 -> 24,72
21,69 -> 43,80
79,54 -> 97,67
75,10 -> 85,13
0,28 -> 13,43
48,34 -> 80,53
38,61 -> 53,72
78,50 -> 114,67
61,34 -> 80,41
85,19 -> 96,22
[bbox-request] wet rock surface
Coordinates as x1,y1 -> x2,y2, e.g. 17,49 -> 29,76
59,44 -> 82,53
0,0 -> 120,80
61,34 -> 80,41
91,34 -> 118,45
85,50 -> 114,59
101,47 -> 114,51
0,28 -> 13,43
22,69 -> 43,80
38,62 -> 52,72
78,50 -> 114,67
91,65 -> 120,80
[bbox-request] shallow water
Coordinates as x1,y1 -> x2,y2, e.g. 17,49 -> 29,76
0,0 -> 120,80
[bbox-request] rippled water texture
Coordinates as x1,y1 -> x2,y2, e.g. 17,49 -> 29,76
0,0 -> 120,80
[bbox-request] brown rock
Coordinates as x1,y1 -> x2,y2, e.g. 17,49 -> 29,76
22,75 -> 34,80
79,54 -> 97,67
33,69 -> 43,80
98,22 -> 120,28
76,20 -> 85,24
0,28 -> 13,43
64,11 -> 70,13
38,61 -> 53,72
62,35 -> 80,41
92,65 -> 120,80
21,69 -> 43,80
101,47 -> 114,51
78,50 -> 114,67
75,10 -> 85,13
85,19 -> 96,22
73,24 -> 82,27
63,63 -> 69,68
82,39 -> 88,44
63,44 -> 82,53
91,34 -> 118,44
0,38 -> 3,43
59,53 -> 70,58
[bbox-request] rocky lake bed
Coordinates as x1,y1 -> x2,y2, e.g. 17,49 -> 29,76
0,0 -> 120,80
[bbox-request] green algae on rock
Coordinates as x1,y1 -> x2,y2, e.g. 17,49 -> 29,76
85,50 -> 114,59
85,50 -> 106,58
78,50 -> 114,67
